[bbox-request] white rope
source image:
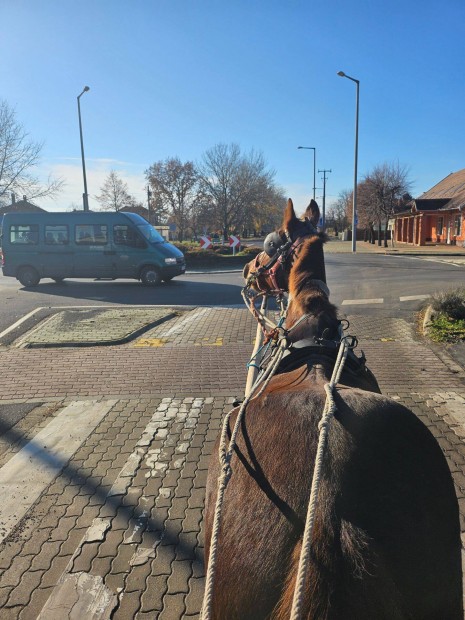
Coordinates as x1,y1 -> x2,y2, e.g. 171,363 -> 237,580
289,337 -> 350,620
201,338 -> 288,620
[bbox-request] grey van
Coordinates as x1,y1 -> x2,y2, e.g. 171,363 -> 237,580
1,211 -> 185,286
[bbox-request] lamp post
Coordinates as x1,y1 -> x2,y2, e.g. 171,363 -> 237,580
297,146 -> 316,201
77,86 -> 90,211
337,71 -> 359,252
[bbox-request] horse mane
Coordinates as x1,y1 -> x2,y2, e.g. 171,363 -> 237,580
288,234 -> 338,321
289,234 -> 328,291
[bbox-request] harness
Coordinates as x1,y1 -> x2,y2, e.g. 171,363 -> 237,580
275,333 -> 380,394
202,224 -> 373,620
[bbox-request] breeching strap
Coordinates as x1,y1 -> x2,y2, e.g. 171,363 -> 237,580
289,336 -> 350,620
201,337 -> 288,620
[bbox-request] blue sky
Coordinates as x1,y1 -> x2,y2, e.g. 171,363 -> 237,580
2,0 -> 465,214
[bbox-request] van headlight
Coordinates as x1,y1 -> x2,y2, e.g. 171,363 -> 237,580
164,258 -> 177,265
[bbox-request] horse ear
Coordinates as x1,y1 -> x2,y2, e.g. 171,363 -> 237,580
282,198 -> 298,231
305,199 -> 320,227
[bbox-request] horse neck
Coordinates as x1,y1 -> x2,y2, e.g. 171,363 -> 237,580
289,236 -> 327,289
286,288 -> 339,344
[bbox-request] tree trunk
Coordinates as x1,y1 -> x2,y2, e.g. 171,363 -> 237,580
384,219 -> 389,248
377,222 -> 382,246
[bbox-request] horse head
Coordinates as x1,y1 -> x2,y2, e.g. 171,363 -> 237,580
243,198 -> 325,294
284,234 -> 338,343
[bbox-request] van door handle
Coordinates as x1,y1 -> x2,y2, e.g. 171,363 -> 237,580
104,250 -> 116,255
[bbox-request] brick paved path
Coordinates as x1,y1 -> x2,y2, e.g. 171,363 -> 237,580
0,307 -> 464,618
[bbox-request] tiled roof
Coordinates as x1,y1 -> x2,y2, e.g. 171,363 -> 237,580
417,168 -> 465,210
0,200 -> 46,215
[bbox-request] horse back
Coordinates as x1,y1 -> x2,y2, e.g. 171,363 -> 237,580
204,386 -> 463,619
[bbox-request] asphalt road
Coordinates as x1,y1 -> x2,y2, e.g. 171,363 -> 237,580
0,253 -> 464,335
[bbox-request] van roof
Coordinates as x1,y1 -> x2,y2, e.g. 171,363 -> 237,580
2,211 -> 149,225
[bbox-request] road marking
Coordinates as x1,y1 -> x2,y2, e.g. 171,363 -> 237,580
0,400 -> 116,544
399,295 -> 430,302
404,256 -> 463,267
341,298 -> 384,305
0,307 -> 43,339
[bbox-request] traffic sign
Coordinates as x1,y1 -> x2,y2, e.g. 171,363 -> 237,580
229,235 -> 241,248
199,236 -> 212,249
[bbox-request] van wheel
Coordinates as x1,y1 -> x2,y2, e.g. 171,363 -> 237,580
18,266 -> 40,287
52,278 -> 65,283
140,265 -> 161,286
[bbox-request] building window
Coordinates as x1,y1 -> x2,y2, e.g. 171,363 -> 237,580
454,215 -> 461,237
75,224 -> 108,245
45,225 -> 69,245
437,217 -> 444,236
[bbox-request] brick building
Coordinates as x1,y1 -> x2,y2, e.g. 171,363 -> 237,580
394,168 -> 465,246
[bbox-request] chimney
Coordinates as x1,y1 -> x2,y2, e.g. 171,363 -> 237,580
11,193 -> 15,204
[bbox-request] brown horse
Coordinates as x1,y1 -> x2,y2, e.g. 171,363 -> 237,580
205,230 -> 462,618
243,198 -> 323,294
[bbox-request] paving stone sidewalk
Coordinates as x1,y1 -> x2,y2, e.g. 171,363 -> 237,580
0,308 -> 465,618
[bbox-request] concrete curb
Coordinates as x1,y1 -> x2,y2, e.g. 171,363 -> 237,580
17,310 -> 179,349
422,305 -> 436,337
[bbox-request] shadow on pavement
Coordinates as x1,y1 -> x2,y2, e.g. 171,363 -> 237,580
17,278 -> 245,307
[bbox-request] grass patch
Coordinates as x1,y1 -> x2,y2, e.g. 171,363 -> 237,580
428,315 -> 465,343
427,287 -> 465,342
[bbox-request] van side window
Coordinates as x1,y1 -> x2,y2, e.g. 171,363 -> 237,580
75,225 -> 108,245
10,224 -> 39,245
45,225 -> 69,245
114,225 -> 145,248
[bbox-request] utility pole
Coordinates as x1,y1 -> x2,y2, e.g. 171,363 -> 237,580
318,169 -> 332,230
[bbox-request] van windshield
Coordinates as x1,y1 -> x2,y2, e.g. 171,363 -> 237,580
137,224 -> 165,244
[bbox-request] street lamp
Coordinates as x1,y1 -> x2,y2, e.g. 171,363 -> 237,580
297,146 -> 316,201
337,71 -> 359,252
77,86 -> 90,211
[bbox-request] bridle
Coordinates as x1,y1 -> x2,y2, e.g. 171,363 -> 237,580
246,230 -> 308,295
242,225 -> 320,336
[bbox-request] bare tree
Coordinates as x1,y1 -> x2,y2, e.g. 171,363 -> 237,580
327,189 -> 351,234
145,158 -> 198,241
95,170 -> 133,211
360,162 -> 412,247
0,100 -> 63,206
198,143 -> 278,238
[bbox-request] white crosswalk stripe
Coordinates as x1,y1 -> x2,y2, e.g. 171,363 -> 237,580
0,400 -> 117,544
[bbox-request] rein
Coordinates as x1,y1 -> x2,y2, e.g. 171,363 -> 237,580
201,336 -> 289,620
290,334 -> 351,620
